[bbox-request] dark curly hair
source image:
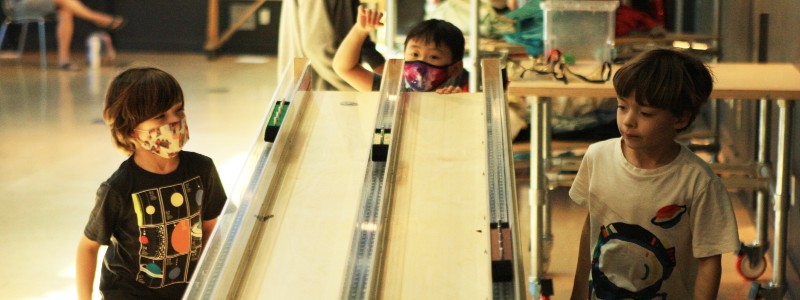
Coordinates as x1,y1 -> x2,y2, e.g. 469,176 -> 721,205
404,19 -> 465,62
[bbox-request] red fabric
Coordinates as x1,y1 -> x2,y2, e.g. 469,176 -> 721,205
615,5 -> 660,37
650,0 -> 665,26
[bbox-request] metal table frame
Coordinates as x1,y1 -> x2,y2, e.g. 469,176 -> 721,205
508,63 -> 800,299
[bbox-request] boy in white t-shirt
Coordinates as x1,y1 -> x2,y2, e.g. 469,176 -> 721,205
569,49 -> 739,299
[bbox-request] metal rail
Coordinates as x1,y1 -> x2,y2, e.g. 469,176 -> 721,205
183,58 -> 312,300
342,59 -> 406,300
483,58 -> 526,299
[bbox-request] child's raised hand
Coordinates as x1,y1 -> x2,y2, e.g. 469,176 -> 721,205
356,6 -> 384,33
435,85 -> 463,94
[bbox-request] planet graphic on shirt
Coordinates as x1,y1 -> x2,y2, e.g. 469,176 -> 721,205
141,263 -> 163,279
191,221 -> 203,238
171,219 -> 191,254
650,205 -> 687,229
170,192 -> 185,207
195,189 -> 204,206
168,266 -> 182,280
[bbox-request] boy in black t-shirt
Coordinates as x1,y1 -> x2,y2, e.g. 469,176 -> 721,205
76,67 -> 227,299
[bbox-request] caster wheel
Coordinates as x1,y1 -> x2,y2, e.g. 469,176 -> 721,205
737,254 -> 767,280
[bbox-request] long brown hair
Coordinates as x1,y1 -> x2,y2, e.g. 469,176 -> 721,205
103,67 -> 184,155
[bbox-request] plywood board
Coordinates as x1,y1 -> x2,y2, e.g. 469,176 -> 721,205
381,92 -> 493,299
508,63 -> 800,100
237,91 -> 380,299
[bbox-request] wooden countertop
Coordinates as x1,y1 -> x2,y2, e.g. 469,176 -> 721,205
615,33 -> 718,45
508,63 -> 800,100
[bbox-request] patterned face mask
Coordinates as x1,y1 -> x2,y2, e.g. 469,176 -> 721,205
403,60 -> 451,92
134,118 -> 190,159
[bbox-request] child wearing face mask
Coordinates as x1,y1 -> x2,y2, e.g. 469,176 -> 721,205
333,6 -> 468,93
75,67 -> 227,300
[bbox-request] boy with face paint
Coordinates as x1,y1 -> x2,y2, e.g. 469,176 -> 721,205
76,67 -> 227,300
334,6 -> 468,93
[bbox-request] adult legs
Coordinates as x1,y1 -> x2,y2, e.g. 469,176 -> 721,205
54,0 -> 124,68
56,9 -> 76,66
53,0 -> 120,28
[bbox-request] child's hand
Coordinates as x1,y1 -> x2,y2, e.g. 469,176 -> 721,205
355,6 -> 384,33
435,86 -> 463,94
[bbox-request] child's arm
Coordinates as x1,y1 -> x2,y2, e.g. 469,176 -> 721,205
694,255 -> 722,299
76,234 -> 100,300
570,213 -> 590,300
202,218 -> 219,247
333,6 -> 383,92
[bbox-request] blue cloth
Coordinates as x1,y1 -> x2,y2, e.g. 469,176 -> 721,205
503,0 -> 544,56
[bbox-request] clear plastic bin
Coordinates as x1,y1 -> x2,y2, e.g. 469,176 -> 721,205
540,1 -> 619,65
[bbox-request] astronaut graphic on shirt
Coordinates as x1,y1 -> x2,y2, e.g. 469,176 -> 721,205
591,222 -> 676,299
570,138 -> 740,299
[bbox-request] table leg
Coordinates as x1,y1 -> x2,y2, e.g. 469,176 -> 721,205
770,99 -> 792,291
528,97 -> 553,299
735,99 -> 771,281
542,98 -> 553,271
756,99 -> 772,247
529,96 -> 548,297
751,99 -> 793,299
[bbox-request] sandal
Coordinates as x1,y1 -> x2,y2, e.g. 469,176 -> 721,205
102,16 -> 126,32
59,62 -> 82,71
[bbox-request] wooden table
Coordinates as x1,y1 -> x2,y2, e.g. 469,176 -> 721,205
509,63 -> 800,99
615,33 -> 718,45
508,63 -> 800,298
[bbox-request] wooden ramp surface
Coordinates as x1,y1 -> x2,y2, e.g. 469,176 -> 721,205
382,92 -> 492,299
239,91 -> 380,298
237,91 -> 492,299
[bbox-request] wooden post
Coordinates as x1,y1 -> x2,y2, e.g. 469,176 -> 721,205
205,0 -> 268,55
206,0 -> 219,52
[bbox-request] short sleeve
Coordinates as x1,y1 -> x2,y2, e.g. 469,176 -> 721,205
361,39 -> 386,69
569,148 -> 593,206
691,178 -> 740,258
83,182 -> 121,245
202,160 -> 227,220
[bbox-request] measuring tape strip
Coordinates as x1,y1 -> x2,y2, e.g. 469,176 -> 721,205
342,59 -> 406,299
482,58 -> 527,299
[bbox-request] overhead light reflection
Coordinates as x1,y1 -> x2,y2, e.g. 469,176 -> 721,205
672,41 -> 710,51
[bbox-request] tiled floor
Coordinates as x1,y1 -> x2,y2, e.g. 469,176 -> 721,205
0,52 -> 771,299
